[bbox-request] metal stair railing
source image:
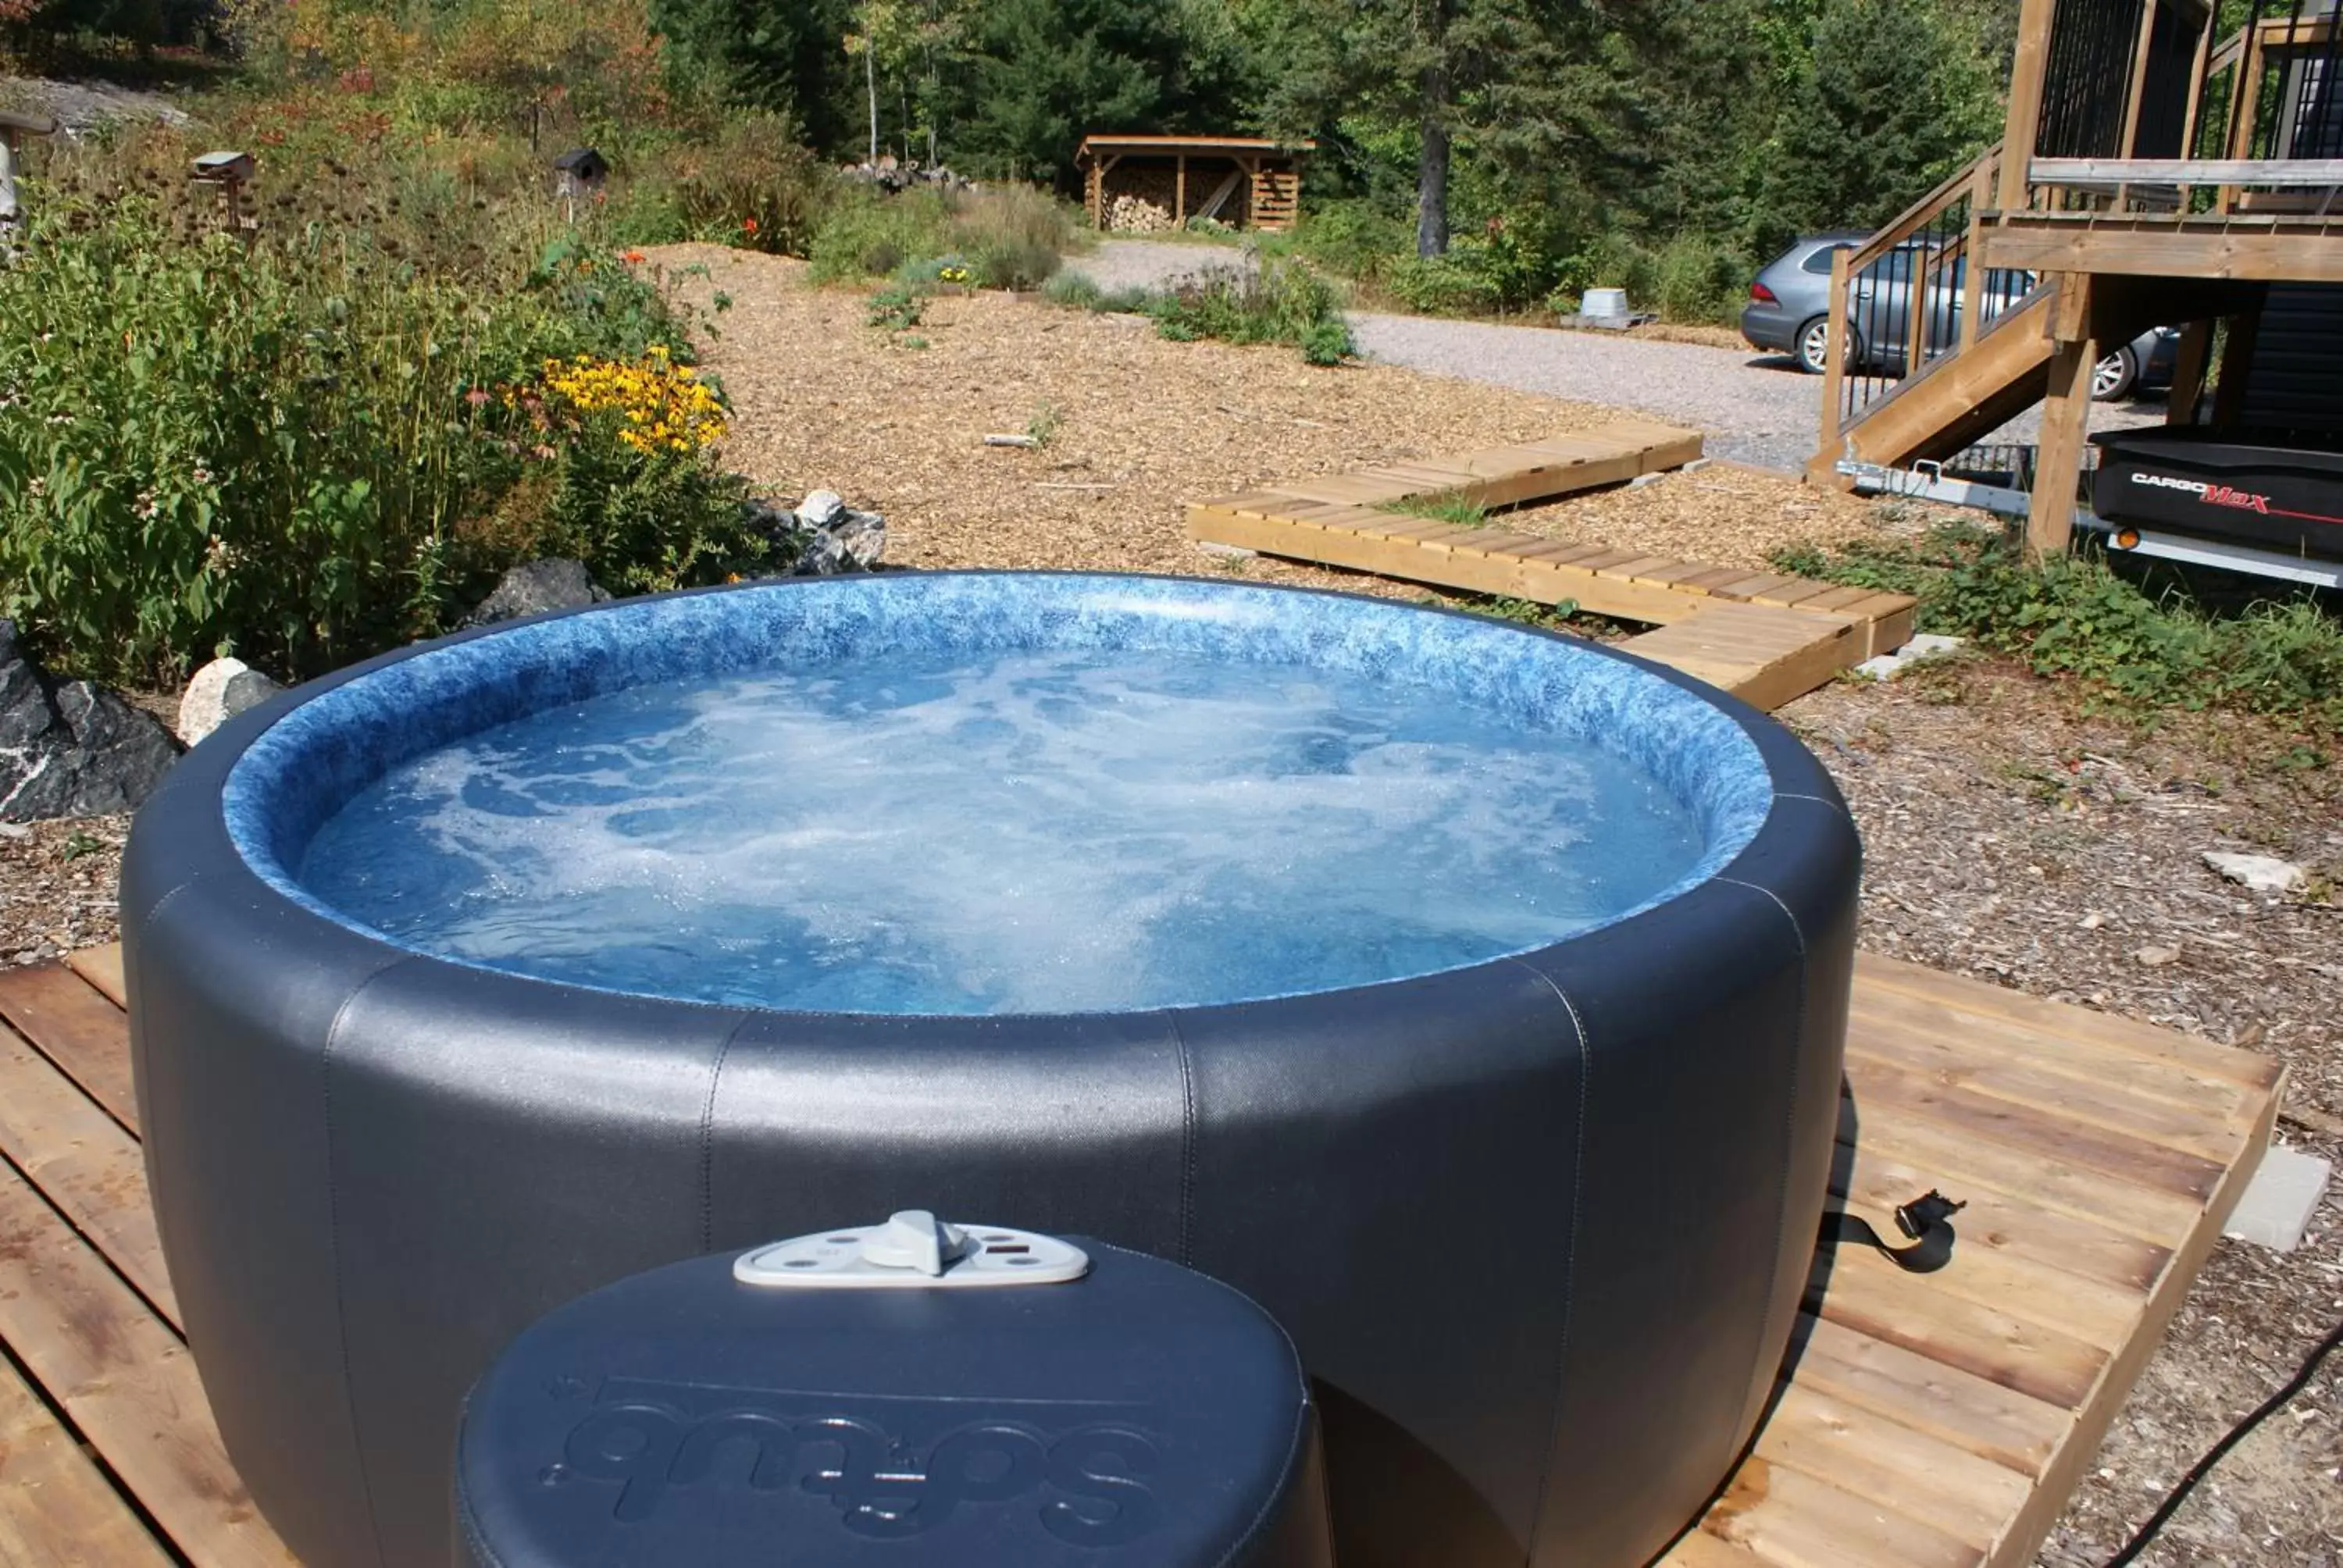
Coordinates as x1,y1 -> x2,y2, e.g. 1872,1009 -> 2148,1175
1820,143 -> 2041,456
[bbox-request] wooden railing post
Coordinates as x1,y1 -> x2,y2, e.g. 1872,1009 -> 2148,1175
2000,0 -> 2061,210
1819,243 -> 1851,463
1960,161 -> 1994,351
2116,0 -> 2162,210
2029,274 -> 2096,559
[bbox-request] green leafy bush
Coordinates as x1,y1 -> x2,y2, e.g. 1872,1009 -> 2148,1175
1653,236 -> 1751,326
649,114 -> 838,255
1382,253 -> 1503,316
0,196 -> 761,683
950,184 -> 1070,290
865,282 -> 928,331
1774,525 -> 2343,731
808,184 -> 1075,287
808,188 -> 953,282
1040,272 -> 1147,313
1146,259 -> 1353,363
1288,200 -> 1415,279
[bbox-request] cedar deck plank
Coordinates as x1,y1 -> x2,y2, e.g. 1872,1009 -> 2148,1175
1750,1382 -> 2034,1548
0,966 -> 141,1134
0,1162 -> 296,1567
0,1021 -> 177,1323
1179,418 -> 1913,711
1856,953 -> 2281,1089
0,1350 -> 175,1568
1802,1244 -> 2109,1410
1835,1138 -> 2170,1298
1842,1052 -> 2226,1203
2,951 -> 2279,1568
64,945 -> 127,1010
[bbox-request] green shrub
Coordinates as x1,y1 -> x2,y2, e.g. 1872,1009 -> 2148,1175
1557,234 -> 1661,312
1382,253 -> 1503,316
808,184 -> 1074,287
0,196 -> 761,683
1143,260 -> 1353,364
949,184 -> 1070,290
656,114 -> 838,255
1288,199 -> 1414,278
1653,236 -> 1750,325
865,283 -> 928,331
1040,272 -> 1147,313
1299,319 -> 1354,366
808,188 -> 952,281
1774,524 -> 2343,731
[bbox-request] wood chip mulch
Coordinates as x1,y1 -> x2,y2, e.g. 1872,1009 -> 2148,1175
647,245 -> 1880,586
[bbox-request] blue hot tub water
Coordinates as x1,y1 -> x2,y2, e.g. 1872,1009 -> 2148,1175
227,576 -> 1774,1016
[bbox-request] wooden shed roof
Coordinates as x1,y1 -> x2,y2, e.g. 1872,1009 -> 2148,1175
1076,134 -> 1314,162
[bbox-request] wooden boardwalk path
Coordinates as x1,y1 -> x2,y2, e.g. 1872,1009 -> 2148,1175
1186,420 -> 1920,711
0,946 -> 2281,1567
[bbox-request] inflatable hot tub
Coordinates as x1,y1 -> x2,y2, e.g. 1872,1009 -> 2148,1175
124,572 -> 1857,1568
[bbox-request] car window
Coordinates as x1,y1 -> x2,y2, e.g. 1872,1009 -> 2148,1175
1801,244 -> 1852,275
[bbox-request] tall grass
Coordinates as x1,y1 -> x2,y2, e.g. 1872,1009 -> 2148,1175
808,184 -> 1078,289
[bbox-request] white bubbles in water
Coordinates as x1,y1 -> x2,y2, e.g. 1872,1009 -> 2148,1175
297,650 -> 1705,1014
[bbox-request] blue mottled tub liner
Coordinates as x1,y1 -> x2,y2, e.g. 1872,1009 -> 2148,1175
223,573 -> 1776,1005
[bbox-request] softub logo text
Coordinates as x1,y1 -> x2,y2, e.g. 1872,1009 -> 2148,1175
547,1376 -> 1161,1545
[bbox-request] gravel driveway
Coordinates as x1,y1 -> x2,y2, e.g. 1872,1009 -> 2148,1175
1065,240 -> 2163,472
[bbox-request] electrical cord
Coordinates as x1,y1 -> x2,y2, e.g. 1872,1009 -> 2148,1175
2102,1313 -> 2343,1566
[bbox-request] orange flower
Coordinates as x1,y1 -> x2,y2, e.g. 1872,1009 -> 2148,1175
740,216 -> 759,236
622,250 -> 647,265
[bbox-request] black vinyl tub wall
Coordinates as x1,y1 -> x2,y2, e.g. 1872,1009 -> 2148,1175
122,574 -> 1860,1568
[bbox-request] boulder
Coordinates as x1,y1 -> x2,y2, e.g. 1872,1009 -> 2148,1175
794,489 -> 849,530
0,622 -> 182,821
742,492 -> 888,578
177,656 -> 285,747
462,559 -> 610,629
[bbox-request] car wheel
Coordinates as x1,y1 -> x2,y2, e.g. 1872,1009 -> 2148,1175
2092,346 -> 2138,402
1796,316 -> 1846,375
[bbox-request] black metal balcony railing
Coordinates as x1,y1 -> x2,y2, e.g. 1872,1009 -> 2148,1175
2026,0 -> 2343,214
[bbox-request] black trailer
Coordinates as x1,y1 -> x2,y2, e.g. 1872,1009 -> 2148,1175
2089,426 -> 2343,590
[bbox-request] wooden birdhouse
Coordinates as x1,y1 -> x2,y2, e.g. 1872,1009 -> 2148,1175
190,151 -> 259,239
552,148 -> 609,201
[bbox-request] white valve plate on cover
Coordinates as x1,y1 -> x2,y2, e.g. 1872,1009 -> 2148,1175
734,1211 -> 1091,1290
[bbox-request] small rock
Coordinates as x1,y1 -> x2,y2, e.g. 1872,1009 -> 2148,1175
2133,943 -> 2184,967
794,490 -> 848,530
1855,634 -> 1967,682
177,657 -> 285,746
2202,849 -> 2306,895
462,559 -> 611,628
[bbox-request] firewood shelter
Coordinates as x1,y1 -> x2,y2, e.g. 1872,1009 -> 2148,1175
1075,135 -> 1313,233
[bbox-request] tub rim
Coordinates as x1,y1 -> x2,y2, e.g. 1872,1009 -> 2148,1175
160,570 -> 1846,1025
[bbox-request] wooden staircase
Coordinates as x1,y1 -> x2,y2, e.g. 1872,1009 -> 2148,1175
1810,283 -> 2059,478
1807,145 -> 2057,486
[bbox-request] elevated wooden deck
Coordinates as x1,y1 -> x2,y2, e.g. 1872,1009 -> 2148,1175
1186,421 -> 1918,711
0,946 -> 2281,1567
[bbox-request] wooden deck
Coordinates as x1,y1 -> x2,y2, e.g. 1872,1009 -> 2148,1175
0,946 -> 2280,1567
1186,421 -> 1919,711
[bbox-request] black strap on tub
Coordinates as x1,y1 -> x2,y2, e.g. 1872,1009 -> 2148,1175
1823,1190 -> 1966,1274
